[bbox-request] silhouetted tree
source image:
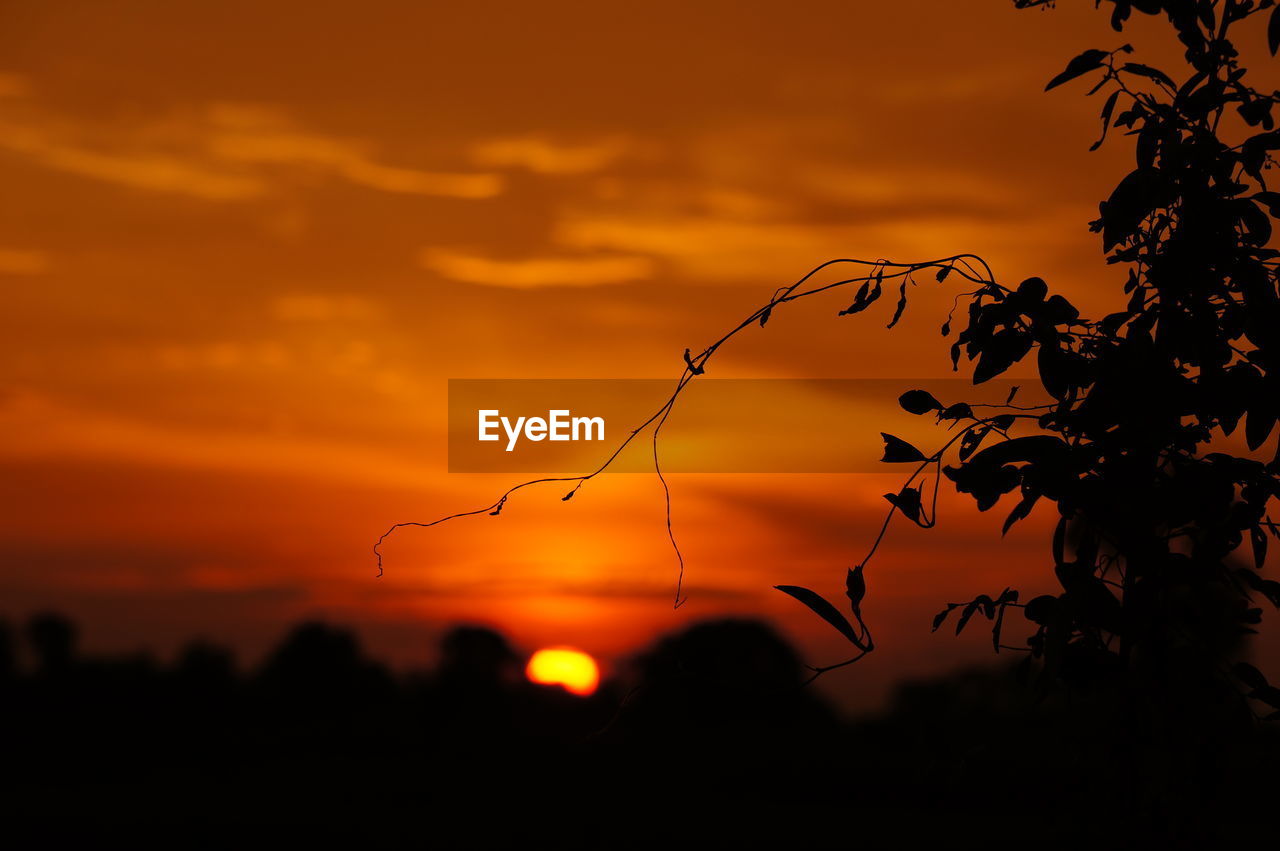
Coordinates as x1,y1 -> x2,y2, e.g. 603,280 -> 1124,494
437,625 -> 519,688
615,618 -> 834,736
175,639 -> 237,685
26,612 -> 77,675
902,0 -> 1280,715
255,621 -> 392,729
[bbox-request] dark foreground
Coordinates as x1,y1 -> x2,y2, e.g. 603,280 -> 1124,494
2,615 -> 1277,848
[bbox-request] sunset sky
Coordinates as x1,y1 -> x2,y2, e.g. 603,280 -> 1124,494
0,1 -> 1217,710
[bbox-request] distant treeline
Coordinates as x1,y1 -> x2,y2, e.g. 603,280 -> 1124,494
0,614 -> 1275,847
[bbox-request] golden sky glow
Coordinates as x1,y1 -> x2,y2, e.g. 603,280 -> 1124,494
0,1 -> 1211,710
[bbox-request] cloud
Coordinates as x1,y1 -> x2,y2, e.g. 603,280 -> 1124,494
0,123 -> 265,200
0,248 -> 49,275
554,213 -> 859,280
420,248 -> 654,288
337,157 -> 501,198
469,135 -> 634,175
553,185 -> 1077,283
208,125 -> 502,199
42,146 -> 264,200
0,101 -> 502,201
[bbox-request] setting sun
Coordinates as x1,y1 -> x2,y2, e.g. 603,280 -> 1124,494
526,648 -> 600,696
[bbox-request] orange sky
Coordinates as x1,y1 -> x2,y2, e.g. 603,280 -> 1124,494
0,1 -> 1231,710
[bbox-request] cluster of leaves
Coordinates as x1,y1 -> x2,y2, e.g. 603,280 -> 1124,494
799,0 -> 1280,714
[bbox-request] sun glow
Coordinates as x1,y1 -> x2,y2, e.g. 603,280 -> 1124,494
525,647 -> 600,696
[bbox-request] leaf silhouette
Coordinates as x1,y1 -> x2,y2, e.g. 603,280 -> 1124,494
884,485 -> 923,523
886,280 -> 909,329
881,433 -> 927,463
840,280 -> 882,315
973,329 -> 1032,383
1038,343 -> 1073,399
1245,404 -> 1276,451
1045,48 -> 1109,91
1101,168 -> 1169,250
1256,190 -> 1280,217
1002,492 -> 1040,535
775,585 -> 865,649
899,389 -> 943,415
1121,62 -> 1174,89
955,599 -> 981,634
1090,89 -> 1121,151
932,603 -> 959,632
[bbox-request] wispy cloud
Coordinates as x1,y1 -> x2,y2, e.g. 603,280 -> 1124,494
0,123 -> 265,200
420,248 -> 654,288
0,101 -> 503,201
555,208 -> 1071,285
469,135 -> 636,175
554,213 -> 859,280
208,109 -> 503,199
